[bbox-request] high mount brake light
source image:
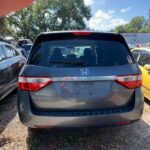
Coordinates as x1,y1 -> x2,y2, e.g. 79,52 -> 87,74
116,74 -> 142,89
72,31 -> 91,36
18,76 -> 52,92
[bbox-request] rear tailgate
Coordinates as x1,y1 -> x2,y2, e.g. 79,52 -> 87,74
20,64 -> 139,110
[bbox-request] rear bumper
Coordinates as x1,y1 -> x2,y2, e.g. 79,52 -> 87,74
19,110 -> 143,128
18,89 -> 144,128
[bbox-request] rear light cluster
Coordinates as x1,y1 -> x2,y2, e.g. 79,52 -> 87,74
116,74 -> 142,89
18,76 -> 52,92
18,74 -> 142,92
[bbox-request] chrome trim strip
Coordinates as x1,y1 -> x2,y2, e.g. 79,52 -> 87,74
52,76 -> 116,82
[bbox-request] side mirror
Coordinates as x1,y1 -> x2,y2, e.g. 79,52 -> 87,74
144,64 -> 150,71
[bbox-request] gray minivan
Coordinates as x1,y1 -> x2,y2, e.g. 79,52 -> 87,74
18,31 -> 144,128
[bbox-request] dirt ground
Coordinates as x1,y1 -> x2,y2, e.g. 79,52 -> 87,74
0,92 -> 150,150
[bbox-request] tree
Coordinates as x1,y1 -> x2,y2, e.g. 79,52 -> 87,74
139,20 -> 150,33
7,0 -> 91,40
114,16 -> 150,33
130,16 -> 144,30
114,25 -> 126,33
0,17 -> 5,37
0,17 -> 13,37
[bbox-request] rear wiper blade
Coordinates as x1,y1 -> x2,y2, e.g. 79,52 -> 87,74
49,60 -> 84,65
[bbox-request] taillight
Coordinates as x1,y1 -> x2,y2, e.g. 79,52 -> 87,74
18,76 -> 52,92
116,74 -> 142,89
72,31 -> 91,36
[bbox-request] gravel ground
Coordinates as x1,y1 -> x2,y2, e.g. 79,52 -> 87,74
0,92 -> 150,150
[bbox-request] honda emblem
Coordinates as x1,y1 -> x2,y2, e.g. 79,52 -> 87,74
80,68 -> 89,76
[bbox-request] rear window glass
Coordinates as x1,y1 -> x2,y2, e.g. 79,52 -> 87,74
29,39 -> 133,67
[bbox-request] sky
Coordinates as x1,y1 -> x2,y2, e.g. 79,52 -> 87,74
84,0 -> 150,31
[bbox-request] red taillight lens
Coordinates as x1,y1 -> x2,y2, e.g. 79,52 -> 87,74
116,74 -> 142,89
18,76 -> 52,92
72,31 -> 91,36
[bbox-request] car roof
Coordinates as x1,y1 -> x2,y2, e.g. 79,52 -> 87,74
40,30 -> 118,36
0,41 -> 17,50
0,41 -> 10,45
4,36 -> 15,40
34,31 -> 125,45
22,44 -> 32,46
18,39 -> 31,41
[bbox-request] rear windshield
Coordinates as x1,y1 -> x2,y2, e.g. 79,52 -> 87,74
29,39 -> 133,67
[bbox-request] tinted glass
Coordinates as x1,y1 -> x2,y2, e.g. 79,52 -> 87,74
21,49 -> 28,58
21,45 -> 32,51
30,39 -> 133,67
132,50 -> 140,62
0,46 -> 5,61
138,53 -> 150,66
18,40 -> 28,47
4,45 -> 16,57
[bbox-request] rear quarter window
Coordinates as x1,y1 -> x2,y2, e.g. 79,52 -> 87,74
29,38 -> 133,67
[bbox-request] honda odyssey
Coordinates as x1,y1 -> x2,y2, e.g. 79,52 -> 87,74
18,31 -> 144,128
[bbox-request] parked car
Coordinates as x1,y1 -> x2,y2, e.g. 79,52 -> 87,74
4,36 -> 17,46
16,48 -> 27,63
17,39 -> 32,47
17,48 -> 28,58
18,31 -> 144,129
132,47 -> 150,101
21,44 -> 32,56
0,42 -> 24,101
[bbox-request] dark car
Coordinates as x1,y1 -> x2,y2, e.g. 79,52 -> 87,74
17,39 -> 32,47
21,44 -> 32,56
17,48 -> 28,59
4,36 -> 17,46
18,31 -> 144,129
0,42 -> 24,101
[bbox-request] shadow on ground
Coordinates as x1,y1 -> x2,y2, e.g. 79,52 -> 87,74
145,99 -> 150,106
0,90 -> 17,147
26,119 -> 150,150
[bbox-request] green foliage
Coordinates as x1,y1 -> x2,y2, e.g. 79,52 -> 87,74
0,17 -> 5,37
115,25 -> 126,33
115,16 -> 150,33
0,17 -> 14,38
6,0 -> 91,40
